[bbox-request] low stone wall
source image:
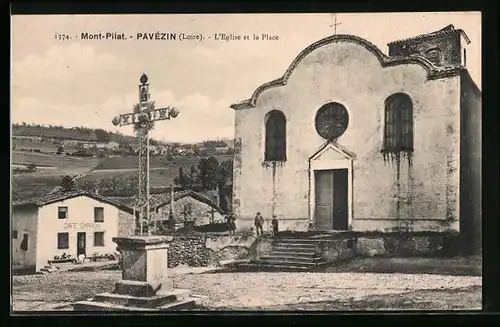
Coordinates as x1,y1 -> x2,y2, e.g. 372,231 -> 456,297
315,232 -> 458,264
316,239 -> 356,264
167,232 -> 264,268
355,234 -> 446,258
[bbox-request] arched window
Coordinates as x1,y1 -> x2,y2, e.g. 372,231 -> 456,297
264,110 -> 287,162
383,93 -> 413,153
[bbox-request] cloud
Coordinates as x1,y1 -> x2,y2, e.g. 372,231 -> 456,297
11,43 -> 128,105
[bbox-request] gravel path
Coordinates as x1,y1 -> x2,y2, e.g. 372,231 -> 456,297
12,271 -> 482,311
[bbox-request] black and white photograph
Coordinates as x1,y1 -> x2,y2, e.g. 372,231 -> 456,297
10,12 -> 482,312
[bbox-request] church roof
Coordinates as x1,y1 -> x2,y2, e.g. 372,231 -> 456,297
230,34 -> 466,110
387,25 -> 471,46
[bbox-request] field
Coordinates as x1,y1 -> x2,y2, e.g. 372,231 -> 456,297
12,150 -> 231,171
96,154 -> 232,170
11,151 -> 233,201
12,151 -> 102,169
12,171 -> 72,201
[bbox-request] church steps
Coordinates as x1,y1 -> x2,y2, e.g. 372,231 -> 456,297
259,258 -> 326,266
274,242 -> 317,249
272,246 -> 318,253
260,255 -> 322,263
268,250 -> 317,257
279,238 -> 326,243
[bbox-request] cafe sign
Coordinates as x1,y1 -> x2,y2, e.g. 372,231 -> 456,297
64,223 -> 103,229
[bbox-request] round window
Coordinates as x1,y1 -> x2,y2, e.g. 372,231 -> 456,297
315,102 -> 349,140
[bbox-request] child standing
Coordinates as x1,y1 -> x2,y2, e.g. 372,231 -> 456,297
271,215 -> 279,237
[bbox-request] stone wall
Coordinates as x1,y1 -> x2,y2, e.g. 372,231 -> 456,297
167,232 -> 263,268
315,232 -> 458,264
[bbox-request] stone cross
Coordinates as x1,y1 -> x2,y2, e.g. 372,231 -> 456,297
112,74 -> 179,234
330,15 -> 342,35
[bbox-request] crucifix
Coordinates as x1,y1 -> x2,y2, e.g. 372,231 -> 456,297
112,73 -> 179,235
330,15 -> 342,35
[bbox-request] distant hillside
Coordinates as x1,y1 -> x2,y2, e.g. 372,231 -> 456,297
12,123 -> 236,148
13,123 -> 142,144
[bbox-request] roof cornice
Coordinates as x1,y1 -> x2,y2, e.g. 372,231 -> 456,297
230,34 -> 464,111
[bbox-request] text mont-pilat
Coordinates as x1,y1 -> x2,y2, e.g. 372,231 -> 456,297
81,32 -> 127,40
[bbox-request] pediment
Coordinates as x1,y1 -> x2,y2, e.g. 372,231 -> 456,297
310,142 -> 355,162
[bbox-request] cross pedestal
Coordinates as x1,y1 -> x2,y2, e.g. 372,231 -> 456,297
113,236 -> 174,295
73,236 -> 198,311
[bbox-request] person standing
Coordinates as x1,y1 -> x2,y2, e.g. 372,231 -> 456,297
254,212 -> 264,236
230,213 -> 237,236
271,215 -> 279,237
226,213 -> 236,236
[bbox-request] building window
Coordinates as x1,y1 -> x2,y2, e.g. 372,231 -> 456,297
57,232 -> 69,249
94,207 -> 104,223
315,102 -> 349,141
58,206 -> 68,219
264,110 -> 287,162
20,233 -> 28,251
424,48 -> 441,65
383,93 -> 414,153
463,48 -> 467,67
12,230 -> 18,239
94,232 -> 105,247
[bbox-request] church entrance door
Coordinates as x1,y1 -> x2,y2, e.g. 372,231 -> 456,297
314,169 -> 348,231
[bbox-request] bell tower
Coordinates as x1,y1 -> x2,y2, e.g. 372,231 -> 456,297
387,25 -> 471,68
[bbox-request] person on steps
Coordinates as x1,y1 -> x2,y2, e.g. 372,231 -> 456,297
271,215 -> 279,237
254,212 -> 264,236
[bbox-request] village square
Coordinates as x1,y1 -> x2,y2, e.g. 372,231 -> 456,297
11,13 -> 482,312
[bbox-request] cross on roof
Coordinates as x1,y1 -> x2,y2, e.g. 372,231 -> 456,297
329,15 -> 342,35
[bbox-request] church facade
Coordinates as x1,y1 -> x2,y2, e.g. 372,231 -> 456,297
230,25 -> 481,250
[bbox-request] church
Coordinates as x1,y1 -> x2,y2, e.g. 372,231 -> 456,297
230,25 -> 481,252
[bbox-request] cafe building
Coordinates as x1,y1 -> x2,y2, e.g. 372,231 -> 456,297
11,190 -> 136,273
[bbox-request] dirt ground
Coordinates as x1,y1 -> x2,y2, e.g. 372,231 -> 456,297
11,269 -> 482,311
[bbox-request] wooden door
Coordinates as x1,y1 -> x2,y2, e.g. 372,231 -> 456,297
332,169 -> 348,230
314,169 -> 348,231
77,232 -> 86,256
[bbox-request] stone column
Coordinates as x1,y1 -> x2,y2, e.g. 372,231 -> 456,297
112,235 -> 174,297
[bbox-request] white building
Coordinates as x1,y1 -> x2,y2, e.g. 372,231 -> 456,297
11,190 -> 136,273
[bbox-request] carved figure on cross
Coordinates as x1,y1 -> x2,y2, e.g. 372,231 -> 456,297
330,15 -> 342,35
112,73 -> 179,235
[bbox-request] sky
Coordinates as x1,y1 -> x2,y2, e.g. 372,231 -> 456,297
11,12 -> 481,143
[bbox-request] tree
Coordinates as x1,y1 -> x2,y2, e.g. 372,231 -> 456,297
217,160 -> 233,187
173,167 -> 189,188
61,175 -> 76,191
198,156 -> 219,191
193,145 -> 200,156
95,128 -> 111,143
57,146 -> 65,155
27,163 -> 36,172
189,165 -> 198,188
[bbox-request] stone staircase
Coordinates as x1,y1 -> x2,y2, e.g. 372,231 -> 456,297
240,237 -> 330,271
